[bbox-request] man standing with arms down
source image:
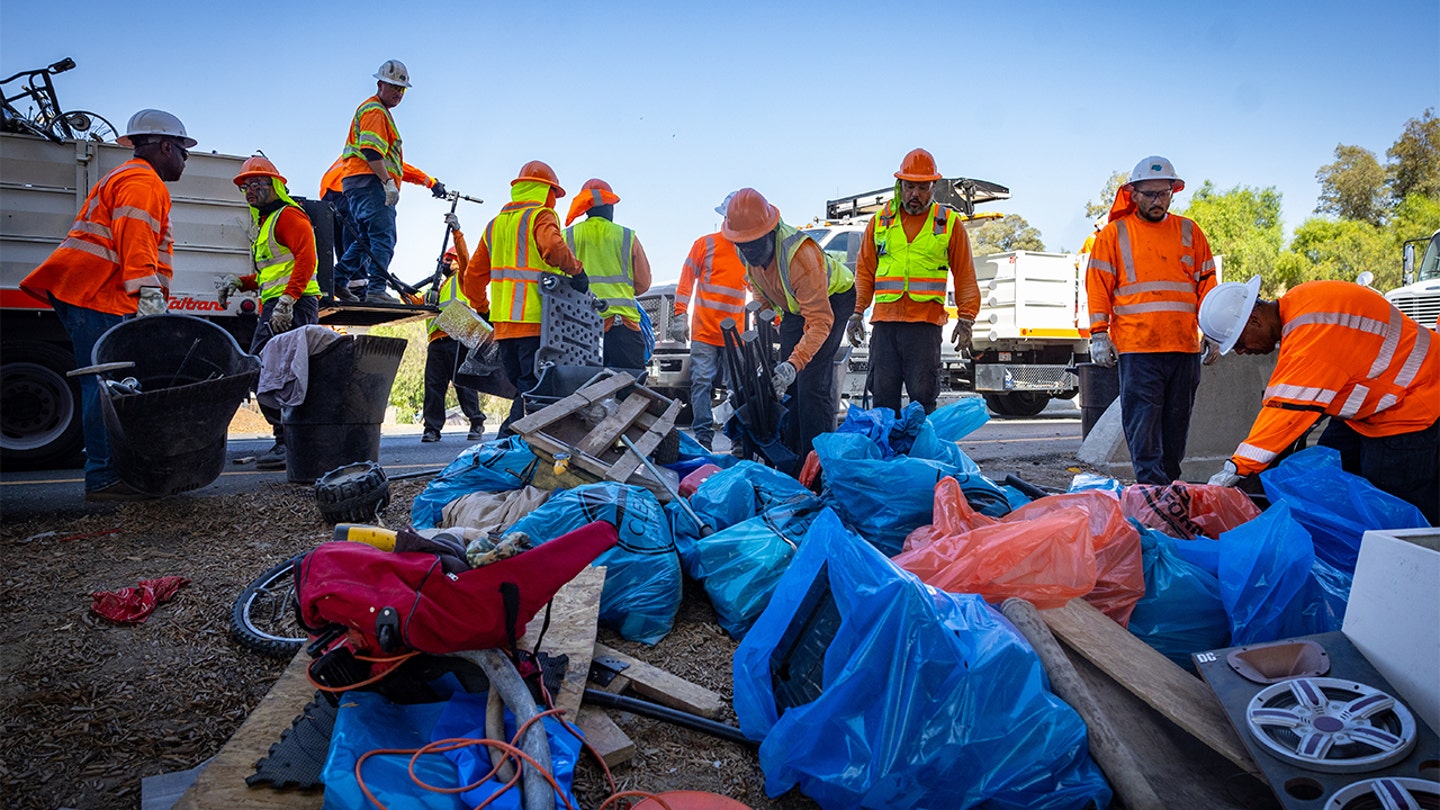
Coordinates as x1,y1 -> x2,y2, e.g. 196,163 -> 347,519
847,148 -> 979,415
20,109 -> 194,502
1199,276 -> 1438,523
563,178 -> 652,370
1087,155 -> 1218,485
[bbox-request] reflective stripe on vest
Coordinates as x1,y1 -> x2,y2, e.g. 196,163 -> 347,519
340,99 -> 402,182
872,201 -> 952,303
61,161 -> 173,292
564,217 -> 638,320
688,235 -> 747,317
1274,302 -> 1434,421
253,206 -> 322,301
487,201 -> 561,325
745,222 -> 855,314
1106,217 -> 1203,320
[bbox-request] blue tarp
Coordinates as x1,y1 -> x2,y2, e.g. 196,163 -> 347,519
1126,521 -> 1230,669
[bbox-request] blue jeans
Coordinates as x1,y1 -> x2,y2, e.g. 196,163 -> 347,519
339,175 -> 396,297
688,341 -> 728,444
1118,351 -> 1202,485
49,295 -> 123,491
324,190 -> 365,292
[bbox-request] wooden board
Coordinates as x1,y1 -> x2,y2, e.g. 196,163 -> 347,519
604,398 -> 681,483
511,371 -> 634,435
591,642 -> 726,719
575,707 -> 637,767
574,394 -> 651,457
172,652 -> 323,810
1040,598 -> 1259,776
521,566 -> 607,720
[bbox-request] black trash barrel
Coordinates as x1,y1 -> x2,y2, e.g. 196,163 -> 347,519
92,314 -> 260,496
281,335 -> 407,483
1077,362 -> 1120,440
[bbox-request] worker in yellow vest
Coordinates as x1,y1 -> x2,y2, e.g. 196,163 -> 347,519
420,211 -> 487,443
563,178 -> 652,370
461,161 -> 586,435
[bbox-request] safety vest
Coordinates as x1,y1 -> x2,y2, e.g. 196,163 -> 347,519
743,221 -> 855,315
872,200 -> 955,304
1086,213 -> 1216,353
20,158 -> 173,316
425,273 -> 471,338
340,97 -> 402,183
1231,281 -> 1439,474
677,233 -> 748,346
485,200 -> 564,325
564,217 -> 638,321
253,206 -> 322,302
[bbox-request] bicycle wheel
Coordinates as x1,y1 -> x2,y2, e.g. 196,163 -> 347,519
52,109 -> 116,142
230,555 -> 307,658
1,103 -> 61,142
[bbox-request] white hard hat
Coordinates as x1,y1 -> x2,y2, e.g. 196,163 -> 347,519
374,59 -> 412,88
116,108 -> 196,149
1094,216 -> 1107,230
715,190 -> 739,217
1127,155 -> 1185,191
1198,275 -> 1262,355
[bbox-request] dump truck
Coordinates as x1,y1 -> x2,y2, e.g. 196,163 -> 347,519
1388,229 -> 1440,330
0,131 -> 435,467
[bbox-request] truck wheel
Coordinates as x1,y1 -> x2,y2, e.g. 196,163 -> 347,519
982,393 -> 1014,417
0,341 -> 84,468
313,461 -> 390,525
1001,392 -> 1051,417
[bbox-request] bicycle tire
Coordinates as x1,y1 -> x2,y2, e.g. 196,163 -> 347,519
51,109 -> 116,142
313,461 -> 390,525
2,104 -> 61,142
229,555 -> 306,658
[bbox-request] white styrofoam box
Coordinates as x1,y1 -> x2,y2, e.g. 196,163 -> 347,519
1343,527 -> 1440,735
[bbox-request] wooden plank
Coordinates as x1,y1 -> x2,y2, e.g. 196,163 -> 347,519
172,652 -> 324,810
592,642 -> 726,719
604,398 -> 682,483
1039,598 -> 1260,776
520,566 -> 607,720
511,372 -> 633,435
575,395 -> 651,458
575,707 -> 637,767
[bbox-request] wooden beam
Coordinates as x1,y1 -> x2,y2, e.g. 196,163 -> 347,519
604,397 -> 681,483
574,395 -> 650,459
575,707 -> 637,767
591,642 -> 726,719
511,372 -> 633,435
521,566 -> 607,720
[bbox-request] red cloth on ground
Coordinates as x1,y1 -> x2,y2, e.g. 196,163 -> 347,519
90,576 -> 190,624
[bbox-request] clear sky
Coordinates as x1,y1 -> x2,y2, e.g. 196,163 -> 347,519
3,1 -> 1436,287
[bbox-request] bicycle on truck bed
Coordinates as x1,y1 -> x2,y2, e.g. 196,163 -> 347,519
1,56 -> 117,143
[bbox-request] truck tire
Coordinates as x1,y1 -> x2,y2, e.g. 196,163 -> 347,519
0,341 -> 84,468
998,392 -> 1051,417
313,461 -> 390,525
982,393 -> 1014,417
653,427 -> 681,466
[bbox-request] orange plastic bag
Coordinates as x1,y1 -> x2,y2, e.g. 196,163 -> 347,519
1121,482 -> 1260,541
1008,491 -> 1144,626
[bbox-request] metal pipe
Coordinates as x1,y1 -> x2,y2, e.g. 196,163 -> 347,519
448,649 -> 553,810
582,689 -> 754,748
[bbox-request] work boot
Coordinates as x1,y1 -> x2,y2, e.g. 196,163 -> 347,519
466,422 -> 486,442
366,289 -> 402,305
695,433 -> 714,452
333,286 -> 360,303
85,479 -> 152,503
256,441 -> 286,471
421,429 -> 441,443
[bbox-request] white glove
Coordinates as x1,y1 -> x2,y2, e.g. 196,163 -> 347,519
215,274 -> 243,308
771,360 -> 797,398
1201,338 -> 1221,366
951,317 -> 974,351
667,316 -> 688,342
269,293 -> 296,333
382,179 -> 399,206
137,286 -> 166,317
845,313 -> 866,347
1208,460 -> 1241,487
444,212 -> 461,231
1090,333 -> 1117,368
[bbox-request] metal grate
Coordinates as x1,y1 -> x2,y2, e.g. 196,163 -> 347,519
1390,293 -> 1440,330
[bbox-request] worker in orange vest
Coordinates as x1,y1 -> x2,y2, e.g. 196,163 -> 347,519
1087,155 -> 1219,485
847,148 -> 979,415
563,179 -> 653,370
1200,277 -> 1439,522
420,211 -> 487,443
19,109 -> 195,502
672,192 -> 750,450
461,161 -> 586,435
318,155 -> 443,303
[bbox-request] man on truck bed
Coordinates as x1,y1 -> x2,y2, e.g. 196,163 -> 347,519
846,148 -> 979,415
216,156 -> 322,471
1086,155 -> 1218,486
19,108 -> 195,502
563,178 -> 653,370
319,155 -> 445,303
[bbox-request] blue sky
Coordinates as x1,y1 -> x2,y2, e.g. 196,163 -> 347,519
3,1 -> 1436,286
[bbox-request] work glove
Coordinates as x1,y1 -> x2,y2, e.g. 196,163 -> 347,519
431,180 -> 447,199
568,272 -> 590,294
771,360 -> 797,399
951,317 -> 974,352
269,293 -> 296,333
1201,338 -> 1221,366
667,316 -> 689,342
845,313 -> 866,347
137,286 -> 166,317
1090,333 -> 1117,368
215,274 -> 243,308
1208,460 -> 1241,487
444,212 -> 461,232
382,179 -> 399,206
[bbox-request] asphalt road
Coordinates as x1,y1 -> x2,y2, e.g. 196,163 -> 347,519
0,396 -> 1083,521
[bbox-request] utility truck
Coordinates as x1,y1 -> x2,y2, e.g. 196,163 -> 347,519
1388,229 -> 1440,330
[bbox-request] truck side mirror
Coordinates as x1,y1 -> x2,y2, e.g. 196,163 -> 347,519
1403,243 -> 1416,286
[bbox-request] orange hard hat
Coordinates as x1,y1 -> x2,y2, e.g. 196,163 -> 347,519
443,247 -> 458,261
894,148 -> 941,182
233,155 -> 286,186
565,178 -> 621,225
720,188 -> 780,243
512,160 -> 566,198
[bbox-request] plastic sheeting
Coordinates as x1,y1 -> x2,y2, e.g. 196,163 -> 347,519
1126,522 -> 1230,669
411,436 -> 537,528
667,461 -> 818,573
1120,481 -> 1259,541
733,509 -> 1112,810
1218,502 -> 1348,645
507,482 -> 681,645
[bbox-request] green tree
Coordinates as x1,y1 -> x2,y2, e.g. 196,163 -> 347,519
1177,181 -> 1285,291
1315,144 -> 1386,225
1275,218 -> 1395,290
1387,108 -> 1440,203
1389,193 -> 1440,248
369,321 -> 429,421
1083,170 -> 1128,221
969,214 -> 1044,254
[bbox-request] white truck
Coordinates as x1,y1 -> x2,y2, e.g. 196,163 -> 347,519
0,131 -> 433,467
1388,229 -> 1440,330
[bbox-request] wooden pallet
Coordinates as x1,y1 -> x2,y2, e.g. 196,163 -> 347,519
512,370 -> 681,502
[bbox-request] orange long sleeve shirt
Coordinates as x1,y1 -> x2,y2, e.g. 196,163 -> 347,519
462,208 -> 582,340
747,239 -> 834,371
1086,212 -> 1216,354
271,206 -> 318,300
854,209 -> 979,324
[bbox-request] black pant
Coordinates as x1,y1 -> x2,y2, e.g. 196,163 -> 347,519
869,321 -> 942,415
778,286 -> 856,458
423,336 -> 484,433
249,295 -> 321,441
1117,351 -> 1202,485
1319,417 -> 1439,524
497,335 -> 542,435
603,323 -> 647,371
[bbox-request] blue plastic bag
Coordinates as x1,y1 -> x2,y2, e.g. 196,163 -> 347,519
411,436 -> 536,528
836,401 -> 981,471
813,432 -> 959,556
1218,502 -> 1345,645
1260,446 -> 1430,573
668,461 -> 819,573
638,305 -> 655,362
322,692 -> 465,810
927,396 -> 990,442
734,509 -> 1112,810
431,693 -> 582,810
1125,521 -> 1229,668
1069,473 -> 1125,497
507,482 -> 681,644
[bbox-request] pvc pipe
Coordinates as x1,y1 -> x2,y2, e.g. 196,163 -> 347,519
450,649 -> 552,810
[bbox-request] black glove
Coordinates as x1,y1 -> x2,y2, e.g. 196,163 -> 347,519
568,272 -> 590,294
431,180 -> 447,199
